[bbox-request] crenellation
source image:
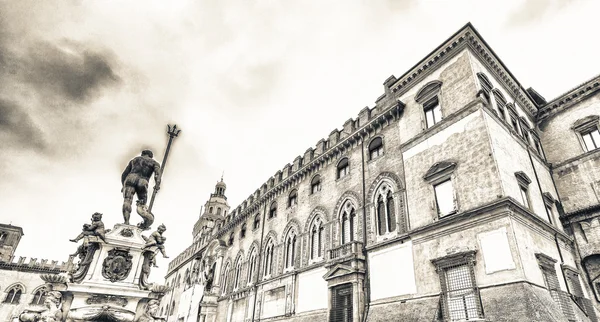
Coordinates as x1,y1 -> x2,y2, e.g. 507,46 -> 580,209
0,255 -> 72,271
358,106 -> 371,127
315,139 -> 326,156
293,156 -> 302,171
303,148 -> 314,164
342,119 -> 355,138
328,129 -> 340,146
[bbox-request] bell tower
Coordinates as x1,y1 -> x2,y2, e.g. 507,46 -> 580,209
193,176 -> 229,241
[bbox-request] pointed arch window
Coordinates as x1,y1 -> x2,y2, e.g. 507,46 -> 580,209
288,189 -> 298,208
170,301 -> 175,316
311,175 -> 322,194
0,231 -> 7,244
310,218 -> 325,260
3,285 -> 23,304
368,137 -> 384,160
340,202 -> 356,245
234,258 -> 243,290
248,249 -> 257,285
221,263 -> 231,295
375,183 -> 397,235
228,232 -> 234,246
337,158 -> 349,179
284,230 -> 297,270
264,239 -> 275,277
31,286 -> 47,305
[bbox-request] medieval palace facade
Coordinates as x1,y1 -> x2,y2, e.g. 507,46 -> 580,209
160,23 -> 600,322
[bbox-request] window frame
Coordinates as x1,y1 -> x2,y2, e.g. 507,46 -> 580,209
288,189 -> 298,208
571,115 -> 600,153
310,175 -> 322,195
368,137 -> 384,161
240,223 -> 247,239
253,214 -> 260,231
515,171 -> 532,211
492,89 -> 507,123
283,230 -> 297,272
337,157 -> 350,180
415,80 -> 443,130
340,201 -> 356,245
424,161 -> 459,218
263,240 -> 275,278
536,253 -> 576,320
3,285 -> 24,305
309,217 -> 325,263
431,250 -> 483,322
374,182 -> 398,237
268,202 -> 277,220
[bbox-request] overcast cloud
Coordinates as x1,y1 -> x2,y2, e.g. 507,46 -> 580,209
0,0 -> 599,282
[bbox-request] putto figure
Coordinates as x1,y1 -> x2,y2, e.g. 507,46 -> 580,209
143,224 -> 169,267
70,212 -> 106,243
121,150 -> 161,226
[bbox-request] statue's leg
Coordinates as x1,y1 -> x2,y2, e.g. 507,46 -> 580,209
122,185 -> 135,225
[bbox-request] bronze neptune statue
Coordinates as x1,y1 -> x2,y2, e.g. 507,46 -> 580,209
121,150 -> 161,229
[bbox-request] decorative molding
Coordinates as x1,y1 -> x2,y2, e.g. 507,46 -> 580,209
423,161 -> 457,183
431,250 -> 477,270
85,294 -> 128,307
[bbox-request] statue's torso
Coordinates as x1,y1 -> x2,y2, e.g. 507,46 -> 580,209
129,156 -> 158,179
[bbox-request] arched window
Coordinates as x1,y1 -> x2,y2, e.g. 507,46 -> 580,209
3,285 -> 23,304
253,214 -> 260,230
340,201 -> 356,244
288,189 -> 298,208
234,257 -> 243,290
248,248 -> 257,285
269,202 -> 277,219
170,301 -> 175,316
415,80 -> 443,129
209,206 -> 213,214
221,263 -> 230,294
0,232 -> 7,243
311,175 -> 322,194
492,89 -> 507,121
240,224 -> 247,239
337,158 -> 349,179
284,230 -> 297,269
177,274 -> 181,287
368,137 -> 384,160
217,207 -> 222,216
264,239 -> 274,277
477,73 -> 492,101
31,286 -> 47,305
228,232 -> 234,246
310,218 -> 325,260
375,183 -> 397,235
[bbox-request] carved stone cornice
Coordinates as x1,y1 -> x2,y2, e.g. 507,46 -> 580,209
388,23 -> 537,116
538,75 -> 600,121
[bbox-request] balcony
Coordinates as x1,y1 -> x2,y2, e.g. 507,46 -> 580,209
328,241 -> 364,262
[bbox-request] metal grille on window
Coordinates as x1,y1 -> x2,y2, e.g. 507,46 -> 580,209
440,263 -> 483,321
541,267 -> 576,321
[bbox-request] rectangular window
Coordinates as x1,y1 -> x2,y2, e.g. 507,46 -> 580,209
434,179 -> 455,217
540,266 -> 576,321
424,97 -> 442,128
510,115 -> 519,133
521,128 -> 530,144
444,264 -> 481,321
519,185 -> 530,210
582,127 -> 600,152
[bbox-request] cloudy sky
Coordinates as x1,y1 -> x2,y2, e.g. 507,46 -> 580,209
1,0 -> 599,282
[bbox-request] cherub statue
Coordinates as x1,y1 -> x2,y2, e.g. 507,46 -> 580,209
142,224 -> 168,267
70,212 -> 106,243
17,291 -> 62,322
138,299 -> 165,322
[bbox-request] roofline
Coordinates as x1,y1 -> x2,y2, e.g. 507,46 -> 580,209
537,74 -> 600,121
0,223 -> 24,235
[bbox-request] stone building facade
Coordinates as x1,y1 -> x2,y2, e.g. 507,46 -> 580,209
162,23 -> 600,322
0,223 -> 73,321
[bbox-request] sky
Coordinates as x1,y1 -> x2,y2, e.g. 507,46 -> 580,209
1,0 -> 599,283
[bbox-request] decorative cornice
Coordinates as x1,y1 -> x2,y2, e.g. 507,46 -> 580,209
538,75 -> 600,121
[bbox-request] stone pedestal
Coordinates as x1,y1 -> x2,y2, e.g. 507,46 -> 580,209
36,224 -> 168,322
